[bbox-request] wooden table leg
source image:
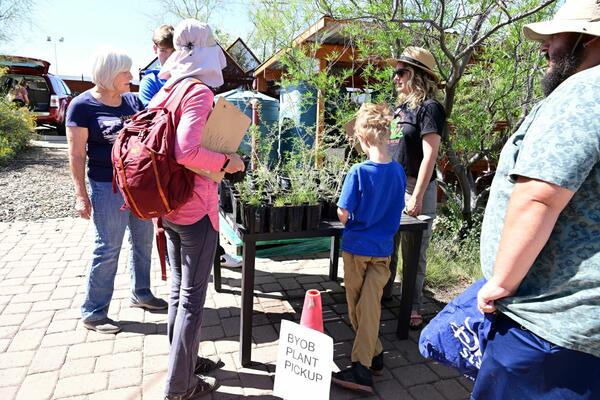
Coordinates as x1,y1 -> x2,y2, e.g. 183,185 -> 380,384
397,229 -> 423,339
329,235 -> 340,281
239,240 -> 256,367
213,248 -> 222,293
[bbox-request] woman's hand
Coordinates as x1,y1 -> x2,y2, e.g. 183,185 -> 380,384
224,153 -> 245,174
405,194 -> 423,216
75,194 -> 91,219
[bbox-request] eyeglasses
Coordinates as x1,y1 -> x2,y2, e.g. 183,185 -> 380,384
393,68 -> 409,78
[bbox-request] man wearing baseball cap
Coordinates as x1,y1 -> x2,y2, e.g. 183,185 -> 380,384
474,0 -> 600,398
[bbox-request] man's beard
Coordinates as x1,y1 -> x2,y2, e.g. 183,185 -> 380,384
541,42 -> 584,97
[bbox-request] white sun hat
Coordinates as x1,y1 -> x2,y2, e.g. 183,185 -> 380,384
158,19 -> 227,88
523,0 -> 600,42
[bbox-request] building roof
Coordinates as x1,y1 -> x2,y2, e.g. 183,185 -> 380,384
216,88 -> 278,102
253,16 -> 355,78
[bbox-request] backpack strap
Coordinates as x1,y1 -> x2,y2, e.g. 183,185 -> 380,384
153,217 -> 168,281
161,78 -> 204,113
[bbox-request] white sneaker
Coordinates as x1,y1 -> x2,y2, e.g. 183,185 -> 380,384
220,253 -> 242,268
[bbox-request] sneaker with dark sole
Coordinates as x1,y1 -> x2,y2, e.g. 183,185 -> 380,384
83,318 -> 121,334
131,295 -> 168,310
371,352 -> 384,376
194,355 -> 223,375
164,375 -> 219,400
331,362 -> 374,393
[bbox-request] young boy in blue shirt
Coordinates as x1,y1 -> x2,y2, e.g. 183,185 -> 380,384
332,103 -> 407,393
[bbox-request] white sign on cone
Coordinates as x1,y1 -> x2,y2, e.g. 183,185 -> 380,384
273,319 -> 333,400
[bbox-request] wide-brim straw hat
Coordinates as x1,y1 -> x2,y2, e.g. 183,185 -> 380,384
523,0 -> 600,42
388,46 -> 439,82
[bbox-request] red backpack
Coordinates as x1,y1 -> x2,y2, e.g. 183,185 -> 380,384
112,78 -> 204,279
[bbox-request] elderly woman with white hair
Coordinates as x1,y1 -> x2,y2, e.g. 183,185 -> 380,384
66,47 -> 168,335
148,19 -> 244,400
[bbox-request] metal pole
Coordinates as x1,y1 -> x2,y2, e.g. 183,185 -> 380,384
54,43 -> 58,75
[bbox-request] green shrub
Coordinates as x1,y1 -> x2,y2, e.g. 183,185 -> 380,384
0,98 -> 36,165
394,192 -> 484,298
425,196 -> 484,292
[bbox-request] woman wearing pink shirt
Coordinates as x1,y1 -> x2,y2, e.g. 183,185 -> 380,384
149,19 -> 244,400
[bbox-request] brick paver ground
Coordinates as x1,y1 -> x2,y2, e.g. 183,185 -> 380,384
0,217 -> 472,399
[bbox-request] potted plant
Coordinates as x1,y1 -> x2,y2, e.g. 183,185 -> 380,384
268,196 -> 287,232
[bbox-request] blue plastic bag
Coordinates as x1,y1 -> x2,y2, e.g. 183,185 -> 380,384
418,278 -> 494,381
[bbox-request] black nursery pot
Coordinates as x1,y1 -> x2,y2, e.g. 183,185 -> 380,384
220,180 -> 233,213
268,206 -> 286,232
279,176 -> 292,191
304,203 -> 322,230
231,194 -> 241,224
328,201 -> 339,221
319,199 -> 338,221
243,204 -> 267,233
286,205 -> 304,232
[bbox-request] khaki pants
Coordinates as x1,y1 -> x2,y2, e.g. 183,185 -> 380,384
342,251 -> 391,368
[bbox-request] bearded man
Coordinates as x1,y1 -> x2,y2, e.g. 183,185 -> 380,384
473,0 -> 600,399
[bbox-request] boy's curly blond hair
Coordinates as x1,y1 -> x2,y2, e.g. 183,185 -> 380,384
354,103 -> 393,145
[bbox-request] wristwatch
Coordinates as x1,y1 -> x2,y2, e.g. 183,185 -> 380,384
220,154 -> 231,172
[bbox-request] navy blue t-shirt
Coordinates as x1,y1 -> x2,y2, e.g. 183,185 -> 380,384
337,160 -> 407,257
66,91 -> 144,182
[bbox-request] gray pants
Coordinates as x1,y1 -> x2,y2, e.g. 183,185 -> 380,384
383,179 -> 437,311
163,216 -> 218,396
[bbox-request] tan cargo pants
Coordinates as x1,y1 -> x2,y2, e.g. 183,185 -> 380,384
342,251 -> 391,368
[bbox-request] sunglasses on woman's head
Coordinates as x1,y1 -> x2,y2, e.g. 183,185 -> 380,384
393,68 -> 409,78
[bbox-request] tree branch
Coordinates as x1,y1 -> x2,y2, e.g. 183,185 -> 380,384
457,0 -> 557,60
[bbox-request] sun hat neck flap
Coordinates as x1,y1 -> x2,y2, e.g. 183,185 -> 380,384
158,19 -> 227,89
523,0 -> 600,42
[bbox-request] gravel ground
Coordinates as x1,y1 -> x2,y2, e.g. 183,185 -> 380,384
0,145 -> 78,222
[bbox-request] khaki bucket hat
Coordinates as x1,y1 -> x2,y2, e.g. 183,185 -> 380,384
389,46 -> 439,82
523,0 -> 600,42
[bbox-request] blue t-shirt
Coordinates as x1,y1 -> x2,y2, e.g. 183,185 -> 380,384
480,65 -> 600,357
138,69 -> 165,107
337,160 -> 406,257
66,91 -> 144,182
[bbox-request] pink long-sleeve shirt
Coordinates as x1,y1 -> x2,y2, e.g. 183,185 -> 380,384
150,83 -> 226,229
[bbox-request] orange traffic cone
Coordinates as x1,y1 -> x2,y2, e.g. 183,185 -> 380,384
300,289 -> 324,333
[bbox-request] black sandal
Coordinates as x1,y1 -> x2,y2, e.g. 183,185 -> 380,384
194,355 -> 223,374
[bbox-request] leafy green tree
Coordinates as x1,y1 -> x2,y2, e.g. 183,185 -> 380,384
153,0 -> 233,46
252,0 -> 558,231
0,0 -> 34,42
247,0 -> 321,61
317,0 -> 559,229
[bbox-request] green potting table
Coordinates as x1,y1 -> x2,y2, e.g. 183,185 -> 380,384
213,210 -> 427,367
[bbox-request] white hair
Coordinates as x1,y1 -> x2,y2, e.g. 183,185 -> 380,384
91,46 -> 132,90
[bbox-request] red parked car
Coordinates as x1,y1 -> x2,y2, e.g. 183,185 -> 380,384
0,55 -> 73,134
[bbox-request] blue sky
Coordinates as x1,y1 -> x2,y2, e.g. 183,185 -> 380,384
1,0 -> 254,79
